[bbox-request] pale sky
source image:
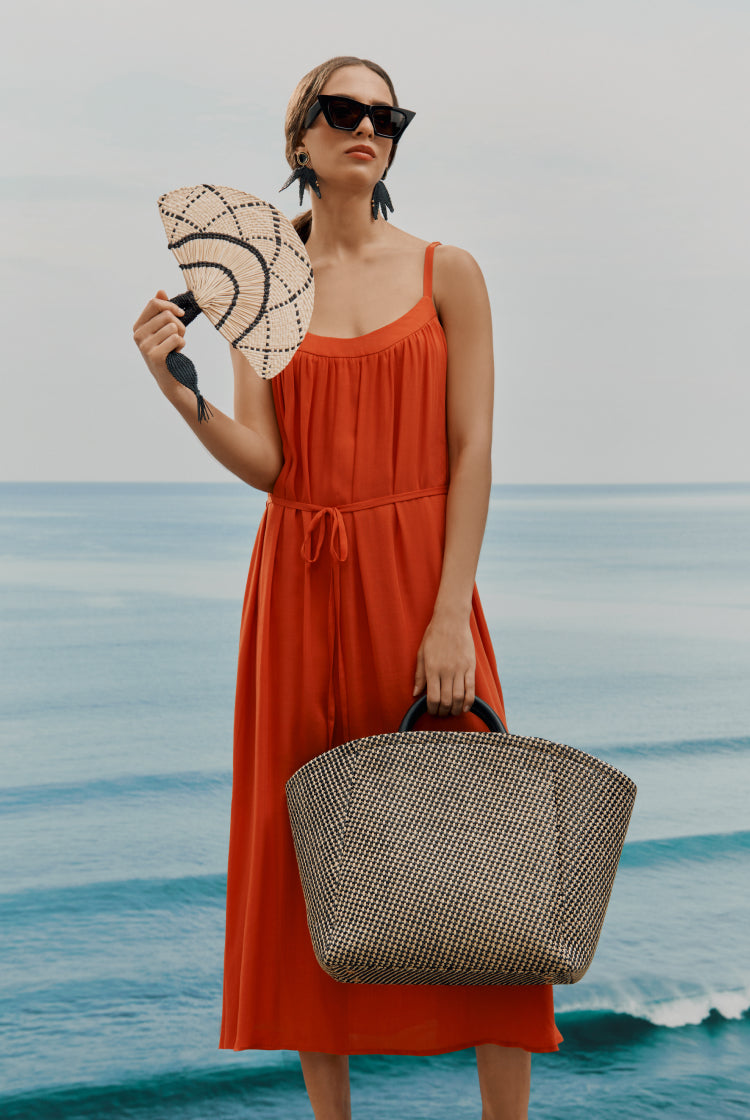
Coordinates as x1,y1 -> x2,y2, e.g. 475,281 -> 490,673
2,0 -> 748,484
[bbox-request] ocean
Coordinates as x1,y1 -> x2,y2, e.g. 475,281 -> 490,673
1,481 -> 748,1119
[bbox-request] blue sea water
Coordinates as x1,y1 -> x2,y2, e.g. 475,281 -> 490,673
1,481 -> 749,1119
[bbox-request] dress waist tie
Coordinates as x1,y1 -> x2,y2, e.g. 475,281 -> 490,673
267,484 -> 449,747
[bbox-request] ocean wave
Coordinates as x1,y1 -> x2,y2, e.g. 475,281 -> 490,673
0,872 -> 226,919
640,987 -> 750,1028
619,829 -> 750,868
0,1059 -> 298,1120
0,769 -> 231,815
2,830 -> 747,920
558,984 -> 750,1037
2,736 -> 748,818
598,733 -> 750,759
3,736 -> 748,820
2,995 -> 749,1119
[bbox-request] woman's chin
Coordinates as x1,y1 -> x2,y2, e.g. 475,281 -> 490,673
318,170 -> 382,198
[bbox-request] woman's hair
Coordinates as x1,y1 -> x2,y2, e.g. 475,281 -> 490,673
284,56 -> 401,243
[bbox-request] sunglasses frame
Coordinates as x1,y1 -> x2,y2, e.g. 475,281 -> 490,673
303,94 -> 416,142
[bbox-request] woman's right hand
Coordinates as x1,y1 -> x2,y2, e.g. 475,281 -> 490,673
132,289 -> 188,398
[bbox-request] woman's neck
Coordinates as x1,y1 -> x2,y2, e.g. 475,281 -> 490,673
305,186 -> 391,259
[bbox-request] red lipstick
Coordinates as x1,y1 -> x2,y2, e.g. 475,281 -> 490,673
345,144 -> 376,160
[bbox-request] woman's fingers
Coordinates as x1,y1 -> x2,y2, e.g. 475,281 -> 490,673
463,664 -> 476,714
418,618 -> 476,717
152,320 -> 185,349
136,322 -> 185,366
413,645 -> 426,697
442,675 -> 459,717
132,299 -> 188,376
424,669 -> 476,717
132,292 -> 185,334
425,670 -> 463,717
153,333 -> 186,364
134,309 -> 185,344
449,674 -> 467,717
131,290 -> 193,402
425,669 -> 442,715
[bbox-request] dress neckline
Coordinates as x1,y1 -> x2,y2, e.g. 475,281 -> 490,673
299,296 -> 440,358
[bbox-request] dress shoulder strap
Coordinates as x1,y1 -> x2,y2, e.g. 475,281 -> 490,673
422,241 -> 442,301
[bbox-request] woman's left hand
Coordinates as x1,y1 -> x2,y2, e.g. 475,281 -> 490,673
413,612 -> 476,717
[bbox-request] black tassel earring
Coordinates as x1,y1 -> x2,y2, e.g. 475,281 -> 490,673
280,151 -> 322,207
371,169 -> 394,221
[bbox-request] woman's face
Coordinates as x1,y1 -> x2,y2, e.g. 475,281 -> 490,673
300,65 -> 394,191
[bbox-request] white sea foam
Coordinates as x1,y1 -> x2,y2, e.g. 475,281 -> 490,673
645,986 -> 750,1027
561,985 -> 750,1029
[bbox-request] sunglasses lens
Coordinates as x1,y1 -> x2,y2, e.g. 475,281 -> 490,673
371,108 -> 406,138
322,97 -> 408,138
326,97 -> 365,129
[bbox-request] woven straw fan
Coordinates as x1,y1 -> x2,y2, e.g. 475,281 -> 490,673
157,183 -> 314,420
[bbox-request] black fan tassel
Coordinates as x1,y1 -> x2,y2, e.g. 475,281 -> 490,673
165,350 -> 214,423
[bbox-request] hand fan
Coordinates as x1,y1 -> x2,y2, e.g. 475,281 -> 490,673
157,183 -> 314,420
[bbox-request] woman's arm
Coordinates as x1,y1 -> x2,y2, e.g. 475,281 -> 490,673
412,248 -> 495,717
132,291 -> 284,491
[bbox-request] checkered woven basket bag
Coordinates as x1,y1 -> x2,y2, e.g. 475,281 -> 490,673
286,697 -> 636,986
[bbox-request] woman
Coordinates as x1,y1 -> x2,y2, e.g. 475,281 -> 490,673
133,55 -> 561,1120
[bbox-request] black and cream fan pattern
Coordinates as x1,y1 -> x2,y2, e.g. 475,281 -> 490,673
157,183 -> 314,420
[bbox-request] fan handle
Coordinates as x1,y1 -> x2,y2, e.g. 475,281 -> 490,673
164,291 -> 212,423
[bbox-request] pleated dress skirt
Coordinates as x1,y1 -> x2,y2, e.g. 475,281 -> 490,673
219,243 -> 563,1055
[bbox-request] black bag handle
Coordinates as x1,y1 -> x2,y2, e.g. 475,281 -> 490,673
398,695 -> 508,735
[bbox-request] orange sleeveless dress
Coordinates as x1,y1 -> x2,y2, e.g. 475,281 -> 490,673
219,243 -> 562,1055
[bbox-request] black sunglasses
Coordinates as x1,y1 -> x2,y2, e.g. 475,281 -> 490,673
304,95 -> 416,141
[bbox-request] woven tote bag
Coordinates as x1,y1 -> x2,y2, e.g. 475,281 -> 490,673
286,697 -> 636,986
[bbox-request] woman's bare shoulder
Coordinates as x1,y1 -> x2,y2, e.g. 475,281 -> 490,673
432,244 -> 488,312
433,243 -> 484,280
